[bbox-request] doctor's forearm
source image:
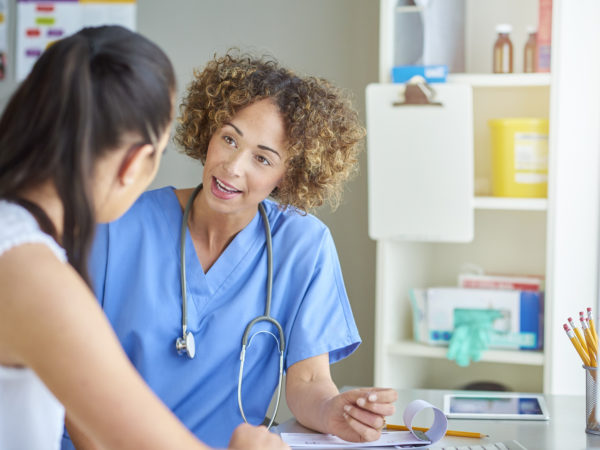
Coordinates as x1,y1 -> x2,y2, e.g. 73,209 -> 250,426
285,354 -> 339,434
286,376 -> 339,433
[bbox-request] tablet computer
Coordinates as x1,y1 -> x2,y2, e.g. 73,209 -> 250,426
443,393 -> 550,420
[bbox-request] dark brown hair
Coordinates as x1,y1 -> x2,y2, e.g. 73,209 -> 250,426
0,25 -> 176,284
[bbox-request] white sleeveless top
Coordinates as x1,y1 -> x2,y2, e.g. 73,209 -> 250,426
0,200 -> 67,450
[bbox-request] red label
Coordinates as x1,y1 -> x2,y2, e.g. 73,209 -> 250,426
26,28 -> 41,37
36,5 -> 55,13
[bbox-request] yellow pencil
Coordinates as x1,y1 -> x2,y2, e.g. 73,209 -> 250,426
384,423 -> 488,438
564,323 -> 591,366
568,317 -> 588,354
582,318 -> 598,366
588,307 -> 598,346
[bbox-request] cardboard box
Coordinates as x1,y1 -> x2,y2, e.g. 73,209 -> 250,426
409,287 -> 543,350
458,273 -> 544,292
391,65 -> 448,83
537,0 -> 552,72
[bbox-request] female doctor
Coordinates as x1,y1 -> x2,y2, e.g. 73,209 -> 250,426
69,53 -> 398,448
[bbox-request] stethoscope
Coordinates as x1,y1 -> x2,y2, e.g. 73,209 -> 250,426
175,183 -> 285,429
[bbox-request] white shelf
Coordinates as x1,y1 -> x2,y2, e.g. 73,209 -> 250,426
474,196 -> 548,211
388,340 -> 545,366
447,73 -> 551,87
395,6 -> 422,13
374,0 -> 600,396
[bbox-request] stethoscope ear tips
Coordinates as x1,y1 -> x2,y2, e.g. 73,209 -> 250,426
176,331 -> 196,359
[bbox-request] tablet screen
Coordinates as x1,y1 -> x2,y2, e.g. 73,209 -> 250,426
449,396 -> 543,415
444,394 -> 550,420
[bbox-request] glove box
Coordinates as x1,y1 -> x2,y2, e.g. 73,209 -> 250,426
409,287 -> 544,350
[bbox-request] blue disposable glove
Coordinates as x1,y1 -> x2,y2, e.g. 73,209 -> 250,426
447,308 -> 503,367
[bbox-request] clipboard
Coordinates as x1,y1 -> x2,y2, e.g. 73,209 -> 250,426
366,81 -> 474,242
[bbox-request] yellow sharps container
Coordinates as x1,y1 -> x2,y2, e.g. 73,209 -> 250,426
489,118 -> 549,198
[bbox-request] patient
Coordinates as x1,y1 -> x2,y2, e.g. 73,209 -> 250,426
0,26 -> 287,450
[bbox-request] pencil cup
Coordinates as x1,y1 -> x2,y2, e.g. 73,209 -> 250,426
585,366 -> 600,434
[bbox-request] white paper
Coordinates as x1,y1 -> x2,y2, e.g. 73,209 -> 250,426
281,431 -> 428,448
281,399 -> 448,449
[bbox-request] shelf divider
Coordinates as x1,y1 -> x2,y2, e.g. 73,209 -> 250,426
447,73 -> 551,87
474,196 -> 548,211
388,340 -> 545,366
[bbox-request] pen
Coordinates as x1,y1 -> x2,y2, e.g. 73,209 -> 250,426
568,316 -> 588,353
384,423 -> 488,438
563,323 -> 591,366
588,307 -> 598,346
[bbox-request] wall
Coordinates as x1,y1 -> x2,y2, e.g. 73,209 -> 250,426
0,0 -> 380,414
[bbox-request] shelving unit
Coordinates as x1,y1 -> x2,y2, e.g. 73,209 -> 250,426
369,0 -> 600,395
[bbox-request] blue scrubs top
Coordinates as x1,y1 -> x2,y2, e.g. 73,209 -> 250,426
61,186 -> 361,449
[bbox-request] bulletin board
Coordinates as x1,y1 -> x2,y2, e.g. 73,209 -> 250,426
16,0 -> 136,81
0,1 -> 7,80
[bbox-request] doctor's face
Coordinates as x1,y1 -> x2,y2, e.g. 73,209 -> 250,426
202,99 -> 288,219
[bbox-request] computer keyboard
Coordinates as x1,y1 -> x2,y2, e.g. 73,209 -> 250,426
440,440 -> 527,450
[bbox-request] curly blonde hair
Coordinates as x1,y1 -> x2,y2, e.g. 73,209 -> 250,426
174,52 -> 366,212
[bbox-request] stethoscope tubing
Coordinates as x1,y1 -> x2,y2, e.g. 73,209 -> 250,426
177,184 -> 285,428
179,184 -> 203,340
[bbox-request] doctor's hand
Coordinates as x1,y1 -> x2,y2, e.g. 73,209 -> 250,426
228,423 -> 290,450
325,387 -> 398,442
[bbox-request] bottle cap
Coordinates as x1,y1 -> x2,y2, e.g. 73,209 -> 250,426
495,24 -> 512,34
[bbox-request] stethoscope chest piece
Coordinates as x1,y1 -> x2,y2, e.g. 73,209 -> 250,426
176,331 -> 196,359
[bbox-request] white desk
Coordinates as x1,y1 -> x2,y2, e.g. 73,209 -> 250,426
275,388 -> 600,449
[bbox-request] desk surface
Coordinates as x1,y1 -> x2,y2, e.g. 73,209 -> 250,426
275,388 -> 600,450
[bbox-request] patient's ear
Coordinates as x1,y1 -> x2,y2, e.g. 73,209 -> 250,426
117,144 -> 154,186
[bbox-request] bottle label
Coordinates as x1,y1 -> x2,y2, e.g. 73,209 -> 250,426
502,46 -> 510,72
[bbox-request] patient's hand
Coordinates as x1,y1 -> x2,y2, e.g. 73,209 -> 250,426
228,423 -> 290,450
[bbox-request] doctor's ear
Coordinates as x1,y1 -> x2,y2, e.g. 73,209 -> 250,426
117,143 -> 155,186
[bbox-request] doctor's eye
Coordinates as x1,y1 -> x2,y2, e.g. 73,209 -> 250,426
223,135 -> 237,148
256,154 -> 272,166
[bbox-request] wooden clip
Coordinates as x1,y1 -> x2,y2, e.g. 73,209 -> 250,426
393,75 -> 443,107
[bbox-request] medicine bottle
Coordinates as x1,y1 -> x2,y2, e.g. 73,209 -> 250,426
523,26 -> 537,73
493,24 -> 513,74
